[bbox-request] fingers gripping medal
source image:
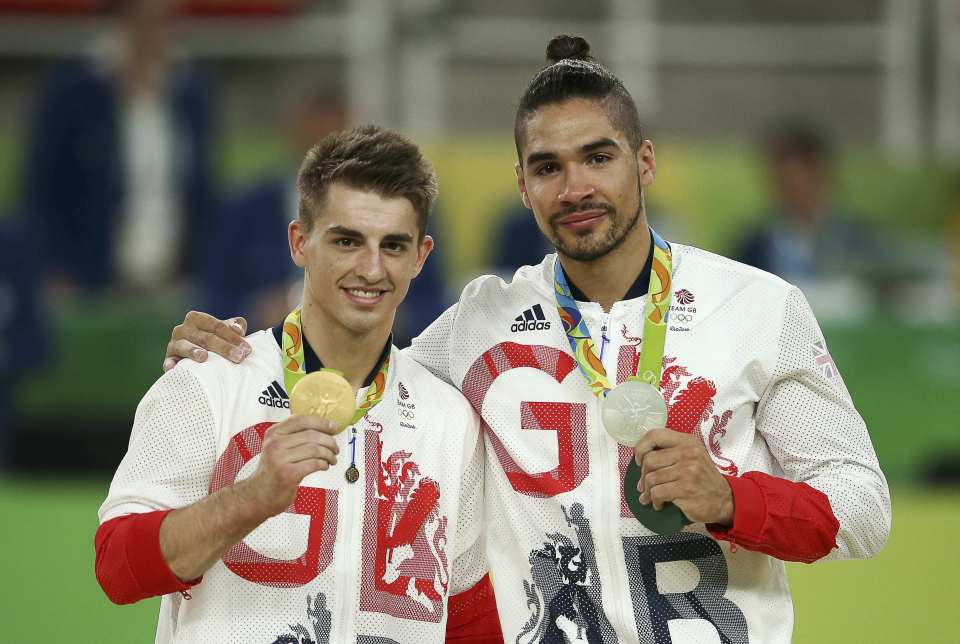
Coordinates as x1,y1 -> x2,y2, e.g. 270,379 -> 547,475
290,370 -> 356,433
603,380 -> 688,534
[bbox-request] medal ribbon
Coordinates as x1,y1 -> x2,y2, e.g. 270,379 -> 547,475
281,307 -> 390,425
554,229 -> 673,398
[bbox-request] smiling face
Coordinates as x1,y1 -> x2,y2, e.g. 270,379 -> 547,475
289,182 -> 434,338
516,98 -> 656,261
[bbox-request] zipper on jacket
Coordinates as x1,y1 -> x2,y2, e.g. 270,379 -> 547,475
599,311 -> 611,361
599,312 -> 633,641
336,422 -> 362,641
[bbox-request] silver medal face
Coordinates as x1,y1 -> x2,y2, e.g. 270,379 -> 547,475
601,380 -> 668,446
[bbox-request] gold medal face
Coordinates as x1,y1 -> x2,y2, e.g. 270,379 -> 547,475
290,371 -> 356,433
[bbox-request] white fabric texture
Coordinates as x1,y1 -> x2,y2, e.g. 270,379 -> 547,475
406,244 -> 890,644
100,329 -> 485,644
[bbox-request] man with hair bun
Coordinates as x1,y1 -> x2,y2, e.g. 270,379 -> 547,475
164,35 -> 890,643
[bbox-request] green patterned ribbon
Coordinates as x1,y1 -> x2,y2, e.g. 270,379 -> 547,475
281,307 -> 390,424
553,229 -> 674,397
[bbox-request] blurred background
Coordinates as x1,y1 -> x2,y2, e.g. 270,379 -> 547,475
0,0 -> 958,642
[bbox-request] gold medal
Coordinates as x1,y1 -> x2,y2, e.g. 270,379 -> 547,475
290,370 -> 356,433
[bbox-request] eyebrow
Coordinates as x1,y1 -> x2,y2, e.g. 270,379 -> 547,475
579,137 -> 620,154
525,137 -> 621,167
382,233 -> 415,244
326,225 -> 414,244
525,150 -> 558,167
326,225 -> 363,239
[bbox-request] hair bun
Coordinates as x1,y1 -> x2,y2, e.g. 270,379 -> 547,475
546,34 -> 592,64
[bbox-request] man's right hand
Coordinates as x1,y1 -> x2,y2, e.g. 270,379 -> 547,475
158,414 -> 340,582
241,415 -> 340,518
163,311 -> 252,372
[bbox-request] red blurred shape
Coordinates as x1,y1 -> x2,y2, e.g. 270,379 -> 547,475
0,0 -> 98,14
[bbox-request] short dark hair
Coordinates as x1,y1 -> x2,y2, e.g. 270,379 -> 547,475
515,34 -> 644,161
297,125 -> 438,238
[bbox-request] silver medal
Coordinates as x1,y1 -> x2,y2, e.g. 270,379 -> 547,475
601,380 -> 668,446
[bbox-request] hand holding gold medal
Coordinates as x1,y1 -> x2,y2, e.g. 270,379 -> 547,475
289,369 -> 362,483
281,307 -> 390,484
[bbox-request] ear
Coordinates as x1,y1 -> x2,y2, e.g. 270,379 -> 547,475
516,163 -> 532,209
289,218 -> 309,268
638,139 -> 657,188
411,234 -> 435,279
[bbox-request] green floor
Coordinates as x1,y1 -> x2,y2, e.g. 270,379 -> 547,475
1,478 -> 956,643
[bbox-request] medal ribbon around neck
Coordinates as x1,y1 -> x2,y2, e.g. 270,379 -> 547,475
281,307 -> 390,425
554,228 -> 674,397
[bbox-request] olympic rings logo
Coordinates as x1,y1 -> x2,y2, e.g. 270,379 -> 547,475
398,409 -> 415,419
671,313 -> 693,323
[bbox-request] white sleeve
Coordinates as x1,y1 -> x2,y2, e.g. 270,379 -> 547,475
756,287 -> 891,560
405,302 -> 458,386
98,365 -> 220,524
448,402 -> 488,594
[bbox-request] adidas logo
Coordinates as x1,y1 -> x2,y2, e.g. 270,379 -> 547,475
511,303 -> 552,332
258,380 -> 290,409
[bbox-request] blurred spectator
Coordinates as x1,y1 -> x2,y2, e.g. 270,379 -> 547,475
199,84 -> 448,346
735,119 -> 881,282
0,215 -> 53,468
24,0 -> 217,294
199,84 -> 345,332
489,201 -> 553,276
393,219 -> 450,346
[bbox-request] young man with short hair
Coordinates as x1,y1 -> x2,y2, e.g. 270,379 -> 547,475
96,126 -> 498,643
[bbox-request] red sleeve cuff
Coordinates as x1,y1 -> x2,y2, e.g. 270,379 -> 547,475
128,510 -> 202,591
707,471 -> 840,563
707,474 -> 767,543
95,510 -> 200,604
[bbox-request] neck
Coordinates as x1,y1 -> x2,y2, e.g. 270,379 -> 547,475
299,300 -> 392,390
121,57 -> 163,97
119,36 -> 166,97
558,222 -> 651,311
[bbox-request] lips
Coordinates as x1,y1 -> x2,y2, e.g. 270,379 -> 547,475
555,209 -> 607,230
341,287 -> 387,306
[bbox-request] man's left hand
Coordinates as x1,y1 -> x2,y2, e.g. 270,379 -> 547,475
633,428 -> 734,527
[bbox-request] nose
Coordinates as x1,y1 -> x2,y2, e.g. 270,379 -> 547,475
354,244 -> 386,283
557,165 -> 596,204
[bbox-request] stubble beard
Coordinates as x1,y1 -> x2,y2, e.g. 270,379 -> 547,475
550,186 -> 644,262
